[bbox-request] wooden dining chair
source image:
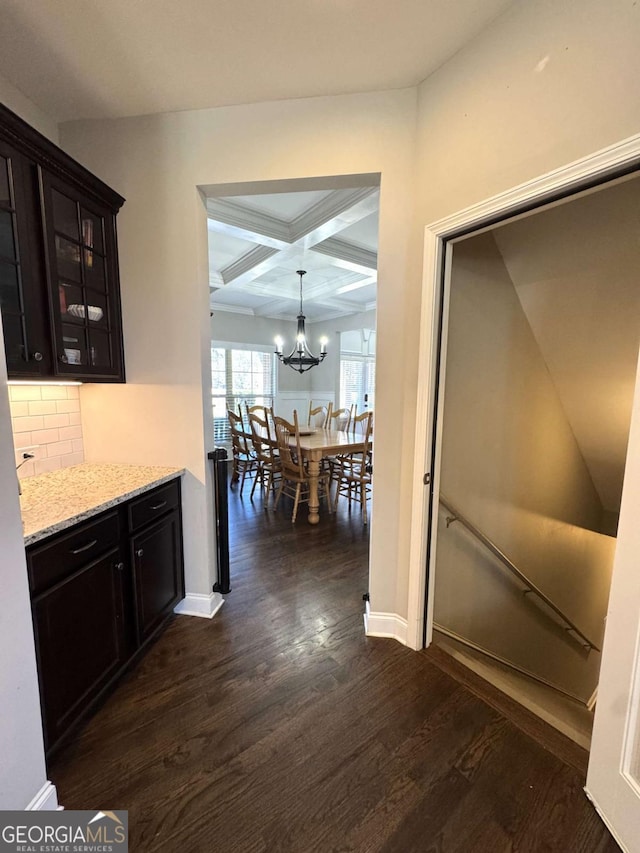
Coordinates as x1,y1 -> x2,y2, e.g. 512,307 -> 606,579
326,402 -> 353,432
227,408 -> 260,493
308,400 -> 329,429
272,410 -> 332,523
247,409 -> 282,503
332,410 -> 373,525
246,403 -> 268,422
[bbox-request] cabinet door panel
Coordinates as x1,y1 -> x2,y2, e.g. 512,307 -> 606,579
132,511 -> 183,645
0,206 -> 15,257
33,547 -> 126,750
40,167 -> 124,380
51,187 -> 80,241
0,259 -> 21,312
0,141 -> 49,375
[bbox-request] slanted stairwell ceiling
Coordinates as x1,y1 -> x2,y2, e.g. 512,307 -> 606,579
492,176 -> 640,513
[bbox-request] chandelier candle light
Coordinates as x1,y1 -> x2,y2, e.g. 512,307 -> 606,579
275,270 -> 328,373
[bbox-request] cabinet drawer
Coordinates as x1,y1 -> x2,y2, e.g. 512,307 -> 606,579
28,511 -> 120,595
128,480 -> 180,532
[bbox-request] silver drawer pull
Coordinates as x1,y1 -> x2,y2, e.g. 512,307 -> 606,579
149,500 -> 167,511
70,538 -> 98,555
114,561 -> 125,572
135,548 -> 144,558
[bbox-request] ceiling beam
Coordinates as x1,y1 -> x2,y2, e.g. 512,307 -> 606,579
311,236 -> 377,274
206,198 -> 290,248
217,188 -> 379,290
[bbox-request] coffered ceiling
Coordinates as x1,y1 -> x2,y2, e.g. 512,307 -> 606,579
207,187 -> 379,322
0,0 -> 515,123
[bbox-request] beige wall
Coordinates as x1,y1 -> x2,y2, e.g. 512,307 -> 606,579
434,233 -> 614,699
1,0 -> 640,815
492,176 -> 640,514
0,76 -> 58,142
416,0 -> 640,222
61,89 -> 417,610
440,232 -> 603,540
60,0 -> 640,622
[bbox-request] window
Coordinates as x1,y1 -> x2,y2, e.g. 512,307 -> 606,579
340,355 -> 375,413
211,346 -> 276,443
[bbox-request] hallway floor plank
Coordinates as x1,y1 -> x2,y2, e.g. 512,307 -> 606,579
50,486 -> 618,852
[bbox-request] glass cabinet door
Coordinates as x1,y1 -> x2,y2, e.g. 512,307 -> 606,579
41,169 -> 124,380
0,142 -> 47,375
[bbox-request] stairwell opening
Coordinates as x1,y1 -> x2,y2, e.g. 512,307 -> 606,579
428,171 -> 640,748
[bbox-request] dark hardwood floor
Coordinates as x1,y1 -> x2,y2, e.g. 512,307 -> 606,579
50,479 -> 618,852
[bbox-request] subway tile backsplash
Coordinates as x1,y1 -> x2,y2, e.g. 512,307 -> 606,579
10,385 -> 84,478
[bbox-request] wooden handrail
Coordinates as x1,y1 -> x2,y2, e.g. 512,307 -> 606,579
439,495 -> 601,653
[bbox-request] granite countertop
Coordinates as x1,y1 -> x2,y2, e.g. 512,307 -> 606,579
20,463 -> 185,546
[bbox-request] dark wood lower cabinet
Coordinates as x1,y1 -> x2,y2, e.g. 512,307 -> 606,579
33,547 -> 127,748
27,478 -> 184,757
132,511 -> 183,645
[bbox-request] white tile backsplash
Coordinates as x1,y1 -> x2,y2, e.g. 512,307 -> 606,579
10,385 -> 85,478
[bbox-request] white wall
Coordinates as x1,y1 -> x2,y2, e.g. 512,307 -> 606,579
0,73 -> 54,809
307,309 -> 377,404
209,309 -> 377,424
61,89 -> 417,613
0,317 -> 50,808
211,311 -> 306,394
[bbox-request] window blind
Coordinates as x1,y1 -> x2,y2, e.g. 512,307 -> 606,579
212,347 -> 276,444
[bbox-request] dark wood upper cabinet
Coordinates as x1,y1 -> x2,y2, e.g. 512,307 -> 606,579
40,171 -> 124,379
0,103 -> 125,382
0,138 -> 50,376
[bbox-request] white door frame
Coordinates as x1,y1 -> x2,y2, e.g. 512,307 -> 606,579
405,131 -> 640,852
406,130 -> 640,652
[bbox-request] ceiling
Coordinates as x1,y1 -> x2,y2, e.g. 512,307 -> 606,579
207,185 -> 379,322
0,0 -> 514,123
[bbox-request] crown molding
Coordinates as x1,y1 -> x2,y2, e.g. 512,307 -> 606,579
208,303 -> 256,316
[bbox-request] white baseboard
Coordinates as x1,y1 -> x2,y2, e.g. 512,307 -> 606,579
26,781 -> 59,811
364,601 -> 408,645
174,592 -> 224,619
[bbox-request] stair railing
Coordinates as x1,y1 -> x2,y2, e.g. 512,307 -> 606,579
439,495 -> 601,653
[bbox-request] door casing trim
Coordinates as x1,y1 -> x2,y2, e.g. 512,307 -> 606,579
405,131 -> 640,652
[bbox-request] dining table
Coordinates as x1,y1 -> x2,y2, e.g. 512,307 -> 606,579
295,428 -> 370,524
242,424 -> 371,525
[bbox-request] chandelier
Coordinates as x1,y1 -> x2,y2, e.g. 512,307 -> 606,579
275,270 -> 328,373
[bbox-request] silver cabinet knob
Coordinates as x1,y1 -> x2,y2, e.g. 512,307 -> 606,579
114,561 -> 125,572
33,351 -> 43,362
135,548 -> 144,558
59,354 -> 68,364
